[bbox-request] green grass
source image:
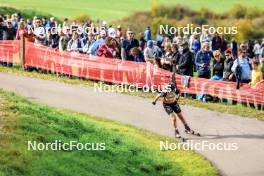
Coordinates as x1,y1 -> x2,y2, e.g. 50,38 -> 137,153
0,0 -> 263,21
0,65 -> 263,121
0,89 -> 217,176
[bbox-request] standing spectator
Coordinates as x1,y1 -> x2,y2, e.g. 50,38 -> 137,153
177,41 -> 193,76
212,50 -> 224,80
230,38 -> 238,59
190,33 -> 200,56
156,33 -> 163,48
253,41 -> 261,64
67,31 -> 84,53
0,19 -> 16,40
58,29 -> 70,52
97,37 -> 117,58
121,29 -> 139,60
144,40 -> 159,64
232,47 -> 252,107
89,30 -> 106,56
131,47 -> 144,62
249,60 -> 263,110
261,38 -> 264,59
33,18 -> 46,45
46,28 -> 59,48
138,32 -> 146,50
222,48 -> 236,104
82,32 -> 95,54
143,26 -> 151,42
200,29 -> 212,48
232,48 -> 252,83
247,40 -> 255,59
63,18 -> 69,27
171,43 -> 180,72
160,42 -> 174,71
11,13 -> 18,30
261,57 -> 264,79
195,42 -> 213,79
223,48 -> 235,81
249,60 -> 263,88
212,32 -> 222,51
116,25 -> 123,38
15,21 -> 27,40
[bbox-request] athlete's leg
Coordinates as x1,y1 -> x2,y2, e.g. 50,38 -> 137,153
177,112 -> 193,133
169,112 -> 177,128
169,112 -> 181,137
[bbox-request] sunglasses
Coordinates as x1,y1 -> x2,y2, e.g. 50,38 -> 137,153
128,33 -> 133,35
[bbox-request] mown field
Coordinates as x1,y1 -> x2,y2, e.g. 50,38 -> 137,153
0,0 -> 263,20
0,89 -> 217,176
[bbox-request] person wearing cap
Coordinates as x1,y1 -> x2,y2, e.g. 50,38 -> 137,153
144,40 -> 159,64
195,42 -> 213,79
121,29 -> 139,60
116,25 -> 123,38
177,41 -> 193,76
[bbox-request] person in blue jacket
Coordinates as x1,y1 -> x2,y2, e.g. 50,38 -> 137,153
195,42 -> 213,79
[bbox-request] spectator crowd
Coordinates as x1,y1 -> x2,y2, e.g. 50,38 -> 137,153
0,13 -> 264,110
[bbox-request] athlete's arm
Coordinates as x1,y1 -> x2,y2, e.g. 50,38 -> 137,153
152,94 -> 162,105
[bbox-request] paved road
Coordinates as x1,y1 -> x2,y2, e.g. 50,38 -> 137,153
0,72 -> 264,176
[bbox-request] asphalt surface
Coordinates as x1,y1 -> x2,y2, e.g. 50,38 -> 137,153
0,72 -> 264,176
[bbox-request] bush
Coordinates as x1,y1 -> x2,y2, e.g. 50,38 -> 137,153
229,4 -> 247,19
72,14 -> 91,23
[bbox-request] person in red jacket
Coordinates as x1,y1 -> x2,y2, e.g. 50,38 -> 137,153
97,37 -> 116,58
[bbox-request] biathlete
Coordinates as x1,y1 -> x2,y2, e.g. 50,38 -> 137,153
152,82 -> 200,140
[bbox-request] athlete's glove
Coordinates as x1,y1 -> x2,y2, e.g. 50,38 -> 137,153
152,101 -> 156,105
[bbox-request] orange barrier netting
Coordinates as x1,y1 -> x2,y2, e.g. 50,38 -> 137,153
0,40 -> 263,104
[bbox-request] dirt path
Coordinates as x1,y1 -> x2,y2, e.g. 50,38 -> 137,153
0,72 -> 264,176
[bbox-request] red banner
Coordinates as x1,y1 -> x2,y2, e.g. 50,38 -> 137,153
0,40 -> 263,105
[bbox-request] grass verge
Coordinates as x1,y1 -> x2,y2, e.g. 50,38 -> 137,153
0,89 -> 217,176
0,65 -> 263,121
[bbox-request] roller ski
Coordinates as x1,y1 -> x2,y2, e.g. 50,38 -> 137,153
184,127 -> 201,136
175,129 -> 187,142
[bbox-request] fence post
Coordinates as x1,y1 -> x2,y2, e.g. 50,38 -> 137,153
20,33 -> 25,69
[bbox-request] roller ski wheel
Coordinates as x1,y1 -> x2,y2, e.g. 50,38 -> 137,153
185,129 -> 201,136
175,134 -> 187,142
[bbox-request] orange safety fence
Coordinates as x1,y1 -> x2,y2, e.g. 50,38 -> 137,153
0,40 -> 263,105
